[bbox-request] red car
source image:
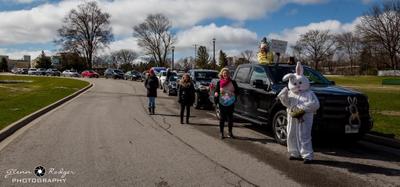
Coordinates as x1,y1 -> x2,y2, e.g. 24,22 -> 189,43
81,70 -> 99,78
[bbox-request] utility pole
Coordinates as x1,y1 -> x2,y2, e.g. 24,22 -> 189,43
194,44 -> 197,69
212,38 -> 216,70
171,46 -> 175,70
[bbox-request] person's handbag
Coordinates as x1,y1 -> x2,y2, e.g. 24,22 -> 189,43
219,91 -> 236,106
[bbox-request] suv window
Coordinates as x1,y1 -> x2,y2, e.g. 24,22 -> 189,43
235,67 -> 251,83
250,67 -> 269,85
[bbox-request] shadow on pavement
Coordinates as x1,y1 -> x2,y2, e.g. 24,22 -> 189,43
232,136 -> 276,144
311,160 -> 400,176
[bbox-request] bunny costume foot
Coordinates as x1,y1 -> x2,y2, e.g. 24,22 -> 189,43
278,62 -> 320,160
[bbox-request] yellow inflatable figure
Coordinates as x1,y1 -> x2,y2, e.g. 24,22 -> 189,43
258,37 -> 274,65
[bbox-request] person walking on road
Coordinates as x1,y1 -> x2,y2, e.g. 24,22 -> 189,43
177,73 -> 195,124
144,68 -> 159,115
214,68 -> 239,139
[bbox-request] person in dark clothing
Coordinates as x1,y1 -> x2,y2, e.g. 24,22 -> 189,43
144,68 -> 159,115
177,73 -> 195,124
214,68 -> 239,139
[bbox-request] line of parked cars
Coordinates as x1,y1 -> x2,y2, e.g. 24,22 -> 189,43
157,64 -> 373,146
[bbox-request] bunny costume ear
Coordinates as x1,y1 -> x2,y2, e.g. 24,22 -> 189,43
282,73 -> 295,82
296,61 -> 303,76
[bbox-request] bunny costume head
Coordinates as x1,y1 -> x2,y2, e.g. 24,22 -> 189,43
283,62 -> 310,94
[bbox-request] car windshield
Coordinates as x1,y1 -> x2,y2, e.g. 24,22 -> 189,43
114,70 -> 123,73
195,71 -> 218,81
268,66 -> 331,85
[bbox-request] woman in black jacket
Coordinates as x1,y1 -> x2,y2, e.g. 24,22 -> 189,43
177,73 -> 195,124
214,68 -> 239,139
144,68 -> 159,115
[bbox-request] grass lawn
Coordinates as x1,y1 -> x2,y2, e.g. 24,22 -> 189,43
327,75 -> 400,139
0,75 -> 89,131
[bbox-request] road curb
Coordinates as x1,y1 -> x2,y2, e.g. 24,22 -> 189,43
364,134 -> 400,149
0,83 -> 93,142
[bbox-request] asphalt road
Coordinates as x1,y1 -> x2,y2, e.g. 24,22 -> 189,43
0,78 -> 399,186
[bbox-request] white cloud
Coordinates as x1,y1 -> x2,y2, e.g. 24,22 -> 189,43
0,0 -> 325,45
267,17 -> 362,48
102,37 -> 142,54
0,48 -> 53,59
175,23 -> 258,57
0,1 -> 79,45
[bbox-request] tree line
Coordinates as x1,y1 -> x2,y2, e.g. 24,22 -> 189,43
26,0 -> 399,75
292,1 -> 400,75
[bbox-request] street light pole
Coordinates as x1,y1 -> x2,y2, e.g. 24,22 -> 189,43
194,44 -> 197,69
212,38 -> 216,70
171,46 -> 175,70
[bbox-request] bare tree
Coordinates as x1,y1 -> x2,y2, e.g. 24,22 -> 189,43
335,32 -> 362,74
133,14 -> 176,67
291,43 -> 304,64
241,50 -> 254,63
110,49 -> 139,65
56,1 -> 113,69
356,1 -> 400,70
296,30 -> 336,71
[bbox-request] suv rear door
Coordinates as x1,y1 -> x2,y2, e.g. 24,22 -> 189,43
233,66 -> 252,115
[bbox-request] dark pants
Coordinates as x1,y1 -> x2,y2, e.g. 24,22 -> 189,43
180,104 -> 191,123
219,104 -> 234,134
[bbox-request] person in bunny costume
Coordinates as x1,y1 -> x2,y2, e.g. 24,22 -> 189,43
277,62 -> 320,164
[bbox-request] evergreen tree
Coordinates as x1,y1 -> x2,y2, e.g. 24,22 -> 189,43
36,51 -> 52,69
196,46 -> 210,69
0,57 -> 8,72
219,50 -> 228,69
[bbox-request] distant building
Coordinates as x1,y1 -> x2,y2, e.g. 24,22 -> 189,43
0,55 -> 31,71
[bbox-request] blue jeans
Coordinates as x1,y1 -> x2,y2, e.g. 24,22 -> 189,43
148,97 -> 155,108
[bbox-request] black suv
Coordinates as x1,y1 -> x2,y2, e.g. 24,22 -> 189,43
210,63 -> 373,144
104,68 -> 124,79
188,69 -> 219,109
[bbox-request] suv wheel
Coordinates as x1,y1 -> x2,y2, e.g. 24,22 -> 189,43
273,110 -> 288,145
193,92 -> 200,109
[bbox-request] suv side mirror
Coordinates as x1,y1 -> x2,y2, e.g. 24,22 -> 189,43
330,80 -> 335,85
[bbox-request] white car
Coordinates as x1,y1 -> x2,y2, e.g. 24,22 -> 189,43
28,68 -> 37,75
62,70 -> 80,77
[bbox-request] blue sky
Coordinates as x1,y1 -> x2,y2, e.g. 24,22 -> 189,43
0,0 -> 378,60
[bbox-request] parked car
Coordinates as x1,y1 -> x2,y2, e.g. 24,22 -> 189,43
163,75 -> 179,96
81,70 -> 99,78
36,68 -> 47,75
124,70 -> 142,81
151,67 -> 166,74
28,68 -> 37,75
20,68 -> 28,74
11,68 -> 19,74
62,69 -> 80,77
188,69 -> 219,109
46,69 -> 61,76
209,63 -> 373,145
104,68 -> 124,79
